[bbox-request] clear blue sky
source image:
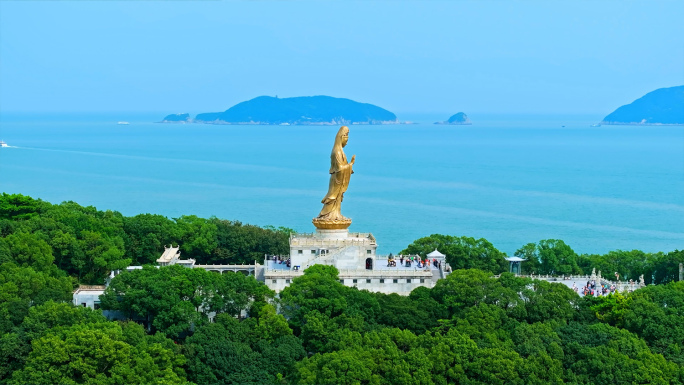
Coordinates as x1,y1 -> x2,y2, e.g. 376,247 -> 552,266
1,0 -> 682,116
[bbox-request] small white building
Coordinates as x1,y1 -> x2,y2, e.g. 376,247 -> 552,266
504,256 -> 526,274
72,285 -> 106,309
72,285 -> 125,319
427,249 -> 447,267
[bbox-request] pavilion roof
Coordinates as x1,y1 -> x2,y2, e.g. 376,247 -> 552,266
504,256 -> 526,262
427,249 -> 446,258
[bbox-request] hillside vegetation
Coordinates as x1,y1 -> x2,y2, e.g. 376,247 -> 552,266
1,193 -> 683,384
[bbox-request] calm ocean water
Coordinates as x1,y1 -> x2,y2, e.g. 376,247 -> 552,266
1,113 -> 683,255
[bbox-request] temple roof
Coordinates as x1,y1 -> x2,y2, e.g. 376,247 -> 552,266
157,245 -> 181,264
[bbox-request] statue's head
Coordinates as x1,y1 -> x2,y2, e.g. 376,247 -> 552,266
337,126 -> 349,147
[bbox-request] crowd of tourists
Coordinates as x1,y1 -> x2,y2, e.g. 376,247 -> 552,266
273,255 -> 291,268
573,279 -> 617,296
386,255 -> 442,270
268,254 -> 447,272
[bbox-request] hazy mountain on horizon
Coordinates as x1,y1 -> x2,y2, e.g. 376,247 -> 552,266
434,112 -> 472,125
601,86 -> 684,125
163,95 -> 398,125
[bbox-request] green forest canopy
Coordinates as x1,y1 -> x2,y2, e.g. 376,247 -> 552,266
1,192 -> 684,384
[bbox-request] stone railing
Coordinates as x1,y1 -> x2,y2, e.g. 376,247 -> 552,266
337,269 -> 432,277
292,232 -> 375,239
73,285 -> 106,293
378,254 -> 423,260
290,232 -> 376,246
290,238 -> 375,247
79,285 -> 106,290
264,268 -> 433,278
491,273 -> 646,291
493,274 -> 607,280
613,281 -> 645,292
263,270 -> 304,277
194,264 -> 256,269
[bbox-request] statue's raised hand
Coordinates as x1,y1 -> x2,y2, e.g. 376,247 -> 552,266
350,155 -> 356,165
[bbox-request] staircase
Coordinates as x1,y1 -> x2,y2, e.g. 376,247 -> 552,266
304,246 -> 352,268
431,269 -> 441,282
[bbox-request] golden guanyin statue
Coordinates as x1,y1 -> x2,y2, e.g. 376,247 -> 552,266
312,126 -> 355,229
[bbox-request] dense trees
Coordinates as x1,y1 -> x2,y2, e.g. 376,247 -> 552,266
591,281 -> 684,365
0,263 -> 73,334
558,322 -> 681,384
101,266 -> 273,338
514,239 -> 680,284
643,250 -> 684,285
400,234 -> 681,284
183,311 -> 304,384
1,302 -> 188,385
3,192 -> 684,384
401,234 -> 508,273
15,261 -> 682,385
122,213 -> 179,265
0,193 -> 290,285
579,249 -> 652,282
0,228 -> 75,335
514,239 -> 582,275
280,265 -> 352,331
0,193 -> 296,384
289,268 -> 682,385
10,320 -> 188,385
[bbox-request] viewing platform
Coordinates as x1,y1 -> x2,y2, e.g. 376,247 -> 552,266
290,231 -> 376,247
493,271 -> 646,297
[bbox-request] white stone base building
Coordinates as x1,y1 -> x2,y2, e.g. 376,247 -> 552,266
263,228 -> 445,295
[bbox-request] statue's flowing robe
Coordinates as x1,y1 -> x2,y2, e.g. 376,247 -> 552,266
317,146 -> 352,220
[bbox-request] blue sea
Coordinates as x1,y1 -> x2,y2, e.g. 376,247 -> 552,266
1,113 -> 683,256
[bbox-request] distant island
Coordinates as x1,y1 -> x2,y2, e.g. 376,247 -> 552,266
435,112 -> 472,125
601,86 -> 684,125
161,113 -> 191,123
162,96 -> 399,125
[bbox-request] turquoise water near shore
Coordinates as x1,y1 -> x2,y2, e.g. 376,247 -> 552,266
1,113 -> 682,255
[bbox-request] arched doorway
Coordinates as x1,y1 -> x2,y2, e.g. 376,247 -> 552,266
365,258 -> 373,270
